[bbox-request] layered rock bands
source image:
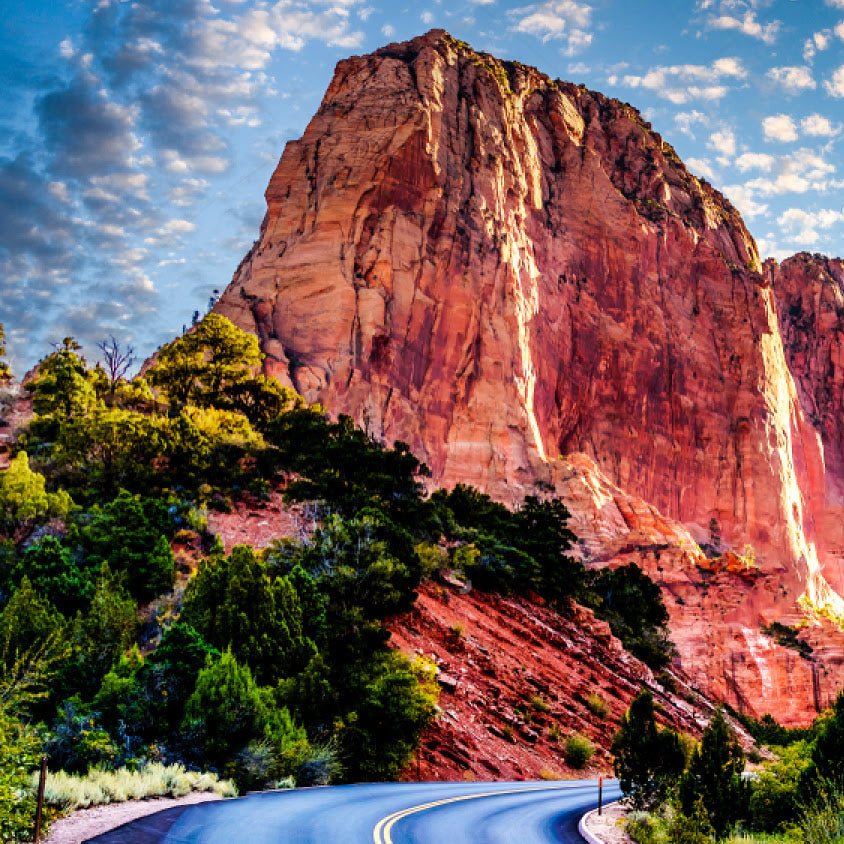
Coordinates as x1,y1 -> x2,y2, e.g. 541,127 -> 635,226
216,31 -> 844,724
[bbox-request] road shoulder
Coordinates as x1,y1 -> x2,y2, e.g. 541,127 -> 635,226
579,800 -> 634,844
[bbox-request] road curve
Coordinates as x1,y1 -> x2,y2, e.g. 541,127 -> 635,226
87,778 -> 620,843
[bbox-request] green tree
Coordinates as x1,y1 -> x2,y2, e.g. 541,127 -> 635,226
0,323 -> 10,382
69,490 -> 176,603
0,577 -> 64,669
748,741 -> 811,832
296,511 -> 422,647
57,564 -> 138,699
516,496 -> 582,603
0,452 -> 71,536
679,709 -> 747,838
336,652 -> 438,782
29,338 -> 96,420
612,689 -> 686,810
11,536 -> 95,616
809,690 -> 844,784
135,622 -> 220,736
183,649 -> 307,785
147,314 -> 263,411
587,563 -> 674,669
181,544 -> 310,684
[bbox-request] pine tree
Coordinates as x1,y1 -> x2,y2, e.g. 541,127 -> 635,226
612,689 -> 686,810
679,709 -> 747,838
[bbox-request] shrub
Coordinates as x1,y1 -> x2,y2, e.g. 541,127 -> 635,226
800,779 -> 844,844
669,800 -> 715,844
530,695 -> 550,713
586,692 -> 610,718
626,811 -> 663,844
565,733 -> 594,769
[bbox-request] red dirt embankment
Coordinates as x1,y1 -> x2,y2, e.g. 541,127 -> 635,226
390,578 -> 733,782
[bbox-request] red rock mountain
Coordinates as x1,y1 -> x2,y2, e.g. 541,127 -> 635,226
215,31 -> 844,725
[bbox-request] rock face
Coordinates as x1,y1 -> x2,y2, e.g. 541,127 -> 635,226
216,31 -> 844,723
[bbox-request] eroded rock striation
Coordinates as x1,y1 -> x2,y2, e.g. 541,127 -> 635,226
216,31 -> 844,723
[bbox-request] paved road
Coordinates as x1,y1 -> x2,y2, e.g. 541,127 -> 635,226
87,779 -> 620,843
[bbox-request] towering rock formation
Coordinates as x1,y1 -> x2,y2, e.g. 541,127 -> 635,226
216,31 -> 844,723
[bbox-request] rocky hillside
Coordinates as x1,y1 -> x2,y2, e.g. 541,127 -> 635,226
214,30 -> 844,724
389,577 -> 738,781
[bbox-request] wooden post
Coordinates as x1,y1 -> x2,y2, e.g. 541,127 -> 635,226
34,756 -> 47,843
598,776 -> 603,816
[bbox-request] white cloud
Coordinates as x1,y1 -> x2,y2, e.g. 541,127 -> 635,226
674,110 -> 708,137
744,148 -> 836,196
826,0 -> 844,7
508,1 -> 593,55
824,65 -> 844,97
47,182 -> 72,204
735,152 -> 775,172
777,207 -> 844,247
421,11 -> 434,24
382,24 -> 395,37
802,114 -> 840,137
762,114 -> 798,142
708,10 -> 780,44
804,30 -> 831,62
836,21 -> 844,40
687,157 -> 717,181
767,66 -> 816,94
722,184 -> 768,218
708,128 -> 736,158
781,207 -> 844,230
621,58 -> 744,104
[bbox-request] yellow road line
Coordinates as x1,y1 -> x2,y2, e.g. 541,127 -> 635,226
372,784 -> 586,844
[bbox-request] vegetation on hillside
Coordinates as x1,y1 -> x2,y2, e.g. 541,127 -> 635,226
0,316 -> 676,839
615,689 -> 844,844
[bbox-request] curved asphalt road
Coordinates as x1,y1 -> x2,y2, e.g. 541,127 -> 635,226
87,778 -> 621,844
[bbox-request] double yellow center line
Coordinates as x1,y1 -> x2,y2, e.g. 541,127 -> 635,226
372,784 -> 579,844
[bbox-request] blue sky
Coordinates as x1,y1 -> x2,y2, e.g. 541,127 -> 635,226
2,0 -> 843,373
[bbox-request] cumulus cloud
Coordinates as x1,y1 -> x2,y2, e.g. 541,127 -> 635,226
743,149 -> 836,196
804,30 -> 831,62
707,9 -> 780,44
722,184 -> 769,219
824,66 -> 844,97
674,110 -> 708,138
621,57 -> 745,104
734,152 -> 775,172
687,157 -> 717,181
708,128 -> 736,159
778,207 -> 844,247
762,114 -> 798,142
766,66 -> 816,94
507,0 -> 593,55
802,114 -> 840,137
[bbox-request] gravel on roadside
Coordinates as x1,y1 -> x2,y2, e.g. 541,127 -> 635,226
582,800 -> 635,844
41,791 -> 224,844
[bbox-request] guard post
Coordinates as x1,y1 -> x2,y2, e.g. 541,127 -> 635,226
34,756 -> 47,843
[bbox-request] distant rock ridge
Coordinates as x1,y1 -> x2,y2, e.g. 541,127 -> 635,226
215,30 -> 844,724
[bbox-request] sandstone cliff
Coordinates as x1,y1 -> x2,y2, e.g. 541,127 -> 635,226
215,31 -> 844,724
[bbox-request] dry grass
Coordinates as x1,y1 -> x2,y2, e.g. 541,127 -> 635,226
35,762 -> 237,812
